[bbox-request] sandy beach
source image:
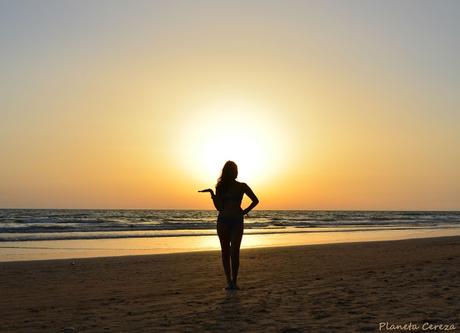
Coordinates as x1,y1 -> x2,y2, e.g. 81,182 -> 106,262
1,236 -> 459,332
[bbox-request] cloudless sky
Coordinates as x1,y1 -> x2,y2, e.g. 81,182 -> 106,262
1,0 -> 459,209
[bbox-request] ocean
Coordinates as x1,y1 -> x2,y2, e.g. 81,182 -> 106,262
1,209 -> 459,242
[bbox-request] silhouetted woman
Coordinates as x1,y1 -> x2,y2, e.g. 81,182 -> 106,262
199,161 -> 259,290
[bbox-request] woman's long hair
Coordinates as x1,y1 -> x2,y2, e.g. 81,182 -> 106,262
216,161 -> 238,194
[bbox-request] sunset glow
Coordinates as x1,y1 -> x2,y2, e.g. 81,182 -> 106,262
0,1 -> 459,210
177,99 -> 290,186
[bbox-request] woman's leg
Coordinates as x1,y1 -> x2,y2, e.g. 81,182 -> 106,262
230,222 -> 244,287
217,222 -> 232,285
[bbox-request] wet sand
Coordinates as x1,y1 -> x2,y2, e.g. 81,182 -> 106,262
1,236 -> 459,332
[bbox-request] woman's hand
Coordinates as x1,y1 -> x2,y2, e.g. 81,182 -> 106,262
198,188 -> 214,194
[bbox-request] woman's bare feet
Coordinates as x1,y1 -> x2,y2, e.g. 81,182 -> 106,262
224,281 -> 239,290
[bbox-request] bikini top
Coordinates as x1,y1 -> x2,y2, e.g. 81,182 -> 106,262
222,191 -> 242,202
220,190 -> 243,209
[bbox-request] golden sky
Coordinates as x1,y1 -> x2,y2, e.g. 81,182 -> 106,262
1,1 -> 459,209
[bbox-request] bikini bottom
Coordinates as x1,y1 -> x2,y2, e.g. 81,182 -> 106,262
217,214 -> 244,225
217,215 -> 244,234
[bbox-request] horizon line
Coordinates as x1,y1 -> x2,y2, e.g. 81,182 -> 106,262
0,207 -> 459,212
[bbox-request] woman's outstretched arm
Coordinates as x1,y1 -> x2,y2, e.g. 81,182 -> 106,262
198,188 -> 222,211
242,183 -> 259,215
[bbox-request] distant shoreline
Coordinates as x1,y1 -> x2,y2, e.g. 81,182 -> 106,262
1,227 -> 460,263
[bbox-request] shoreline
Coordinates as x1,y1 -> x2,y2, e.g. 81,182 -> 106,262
2,224 -> 459,242
1,233 -> 459,264
1,226 -> 460,263
1,236 -> 459,332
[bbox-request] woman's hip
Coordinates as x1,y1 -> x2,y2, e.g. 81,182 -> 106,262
217,215 -> 244,233
217,214 -> 244,225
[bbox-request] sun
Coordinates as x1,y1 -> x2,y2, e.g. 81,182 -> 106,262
176,99 -> 289,186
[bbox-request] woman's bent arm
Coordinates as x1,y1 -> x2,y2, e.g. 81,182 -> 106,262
242,183 -> 259,215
